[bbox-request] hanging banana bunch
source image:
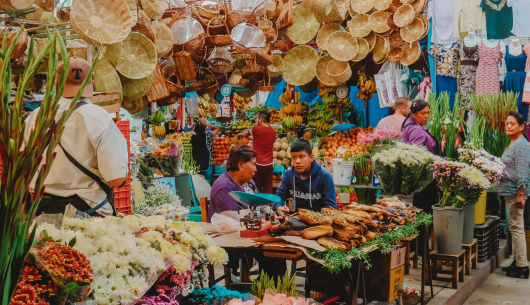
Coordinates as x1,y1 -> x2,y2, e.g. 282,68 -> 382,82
356,71 -> 376,107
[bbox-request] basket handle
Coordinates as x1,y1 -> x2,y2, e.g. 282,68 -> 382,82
1,21 -> 25,38
206,16 -> 229,36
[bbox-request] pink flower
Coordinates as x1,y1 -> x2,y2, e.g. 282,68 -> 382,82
262,293 -> 287,305
284,297 -> 296,305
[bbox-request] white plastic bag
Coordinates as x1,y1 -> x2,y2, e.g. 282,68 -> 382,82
211,213 -> 240,234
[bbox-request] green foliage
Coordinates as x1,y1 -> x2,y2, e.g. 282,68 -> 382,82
250,271 -> 298,300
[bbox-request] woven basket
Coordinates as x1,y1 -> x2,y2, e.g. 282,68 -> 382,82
123,96 -> 149,114
400,16 -> 424,42
387,13 -> 399,31
373,0 -> 392,10
93,58 -> 123,102
121,73 -> 154,103
132,12 -> 156,43
34,0 -> 55,11
393,4 -> 414,27
105,32 -> 157,80
205,17 -> 232,47
310,0 -> 342,23
195,0 -> 220,20
9,0 -> 35,9
241,57 -> 266,80
145,65 -> 170,103
348,14 -> 371,38
276,0 -> 294,30
286,3 -> 320,44
283,45 -> 318,86
2,22 -> 29,59
71,0 -> 132,46
229,69 -> 242,86
366,31 -> 377,52
207,46 -> 233,73
192,1 -> 227,35
400,41 -> 420,66
166,78 -> 184,96
236,89 -> 256,98
326,59 -> 352,84
327,31 -> 359,62
140,0 -> 167,19
372,36 -> 389,63
173,52 -> 197,80
413,0 -> 427,14
197,69 -> 220,95
153,23 -> 174,57
174,32 -> 206,52
389,0 -> 402,13
157,94 -> 178,107
227,9 -> 243,30
267,54 -> 284,76
126,0 -> 138,26
258,18 -> 277,43
389,31 -> 403,47
66,40 -> 88,60
369,11 -> 391,33
256,47 -> 275,66
388,47 -> 404,62
350,0 -> 373,14
316,23 -> 341,51
352,37 -> 369,61
418,14 -> 430,39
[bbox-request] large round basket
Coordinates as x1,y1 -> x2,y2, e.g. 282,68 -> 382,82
126,0 -> 138,26
352,37 -> 369,61
400,16 -> 424,42
286,3 -> 320,44
388,47 -> 404,62
326,59 -> 352,84
104,32 -> 157,80
283,45 -> 318,86
418,14 -> 430,39
373,37 -> 390,64
316,55 -> 340,86
400,41 -> 420,65
366,31 -> 377,52
153,23 -> 174,57
368,11 -> 391,33
348,14 -> 371,37
316,23 -> 341,51
310,0 -> 346,23
93,59 -> 123,102
373,0 -> 392,11
350,0 -> 373,13
71,0 -> 132,46
412,0 -> 426,14
123,96 -> 149,114
140,0 -> 167,19
327,31 -> 359,62
121,73 -> 154,103
389,31 -> 404,47
393,4 -> 414,27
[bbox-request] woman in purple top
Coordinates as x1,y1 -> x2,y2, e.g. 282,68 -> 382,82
208,145 -> 259,222
401,99 -> 438,154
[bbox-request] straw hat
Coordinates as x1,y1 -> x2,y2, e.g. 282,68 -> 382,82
388,47 -> 403,62
287,3 -> 321,44
120,73 -> 154,103
326,59 -> 352,84
140,0 -> 168,19
268,54 -> 285,76
365,31 -> 377,52
327,31 -> 359,61
352,37 -> 369,61
316,23 -> 341,51
283,45 -> 319,86
93,59 -> 123,102
153,23 -> 174,57
125,0 -> 138,26
400,16 -> 425,42
104,32 -> 158,80
373,0 -> 392,11
393,4 -> 414,27
368,11 -> 391,33
373,37 -> 389,64
316,55 -> 341,86
389,0 -> 402,13
350,0 -> 373,14
71,0 -> 132,46
348,14 -> 371,38
400,41 -> 420,66
389,31 -> 403,47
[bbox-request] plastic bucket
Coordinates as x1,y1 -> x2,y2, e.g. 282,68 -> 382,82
433,204 -> 464,255
474,190 -> 488,225
332,159 -> 354,186
463,203 -> 475,244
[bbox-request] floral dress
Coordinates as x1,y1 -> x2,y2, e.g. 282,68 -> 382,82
429,44 -> 458,108
475,41 -> 503,95
455,39 -> 480,109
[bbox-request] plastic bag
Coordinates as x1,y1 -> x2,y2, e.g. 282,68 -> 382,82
230,23 -> 267,48
184,92 -> 200,116
231,0 -> 267,19
171,17 -> 205,44
207,47 -> 235,73
211,213 -> 241,234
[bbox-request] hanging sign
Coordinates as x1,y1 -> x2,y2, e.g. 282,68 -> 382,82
221,84 -> 232,97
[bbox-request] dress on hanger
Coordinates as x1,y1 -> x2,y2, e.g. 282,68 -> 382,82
480,0 -> 514,40
476,41 -> 503,95
454,0 -> 486,37
429,44 -> 458,108
455,39 -> 480,109
503,45 -> 526,106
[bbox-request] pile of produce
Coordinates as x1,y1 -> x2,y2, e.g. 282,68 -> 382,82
180,132 -> 193,155
148,110 -> 167,138
212,137 -> 232,165
234,93 -> 252,110
279,91 -> 308,131
224,120 -> 253,137
307,102 -> 335,137
199,94 -> 218,118
269,108 -> 281,123
319,127 -> 373,158
356,72 -> 376,107
273,137 -> 291,166
247,105 -> 269,125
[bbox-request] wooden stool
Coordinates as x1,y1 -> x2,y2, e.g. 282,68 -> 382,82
399,234 -> 419,275
429,250 -> 466,289
462,239 -> 478,275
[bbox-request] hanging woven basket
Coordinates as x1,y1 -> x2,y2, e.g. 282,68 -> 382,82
153,23 -> 174,57
132,11 -> 156,43
145,65 -> 170,103
93,58 -> 123,102
173,51 -> 197,81
352,37 -> 369,62
393,4 -> 414,27
327,31 -> 359,62
400,16 -> 424,42
121,73 -> 154,103
326,59 -> 352,84
388,47 -> 404,62
350,0 -> 373,14
348,14 -> 371,38
368,11 -> 391,33
316,55 -> 340,87
241,57 -> 267,80
205,17 -> 232,47
1,22 -> 29,59
286,3 -> 320,44
316,23 -> 341,51
123,96 -> 149,114
140,0 -> 167,19
282,45 -> 318,86
400,41 -> 420,66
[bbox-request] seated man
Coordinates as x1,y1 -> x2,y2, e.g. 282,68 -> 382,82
275,140 -> 337,216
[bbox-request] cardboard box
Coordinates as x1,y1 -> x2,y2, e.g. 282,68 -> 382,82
370,246 -> 407,273
366,265 -> 405,302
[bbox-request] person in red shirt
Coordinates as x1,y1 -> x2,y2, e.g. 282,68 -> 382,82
239,111 -> 277,193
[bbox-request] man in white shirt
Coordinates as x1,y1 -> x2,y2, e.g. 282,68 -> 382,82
24,57 -> 129,216
376,97 -> 413,132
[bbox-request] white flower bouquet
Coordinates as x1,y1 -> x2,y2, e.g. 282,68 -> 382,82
458,148 -> 505,184
134,183 -> 189,221
372,143 -> 438,195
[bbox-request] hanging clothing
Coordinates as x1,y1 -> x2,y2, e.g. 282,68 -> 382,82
428,0 -> 458,45
503,45 -> 526,106
521,45 -> 530,105
507,0 -> 530,37
476,41 -> 503,95
453,0 -> 486,36
480,0 -> 514,40
429,44 -> 458,108
455,39 -> 480,109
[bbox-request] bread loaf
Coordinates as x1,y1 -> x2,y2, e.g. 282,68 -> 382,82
317,237 -> 351,251
284,230 -> 302,236
299,209 -> 333,225
301,225 -> 333,240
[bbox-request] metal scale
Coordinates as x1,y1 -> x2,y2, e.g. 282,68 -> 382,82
228,191 -> 281,238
